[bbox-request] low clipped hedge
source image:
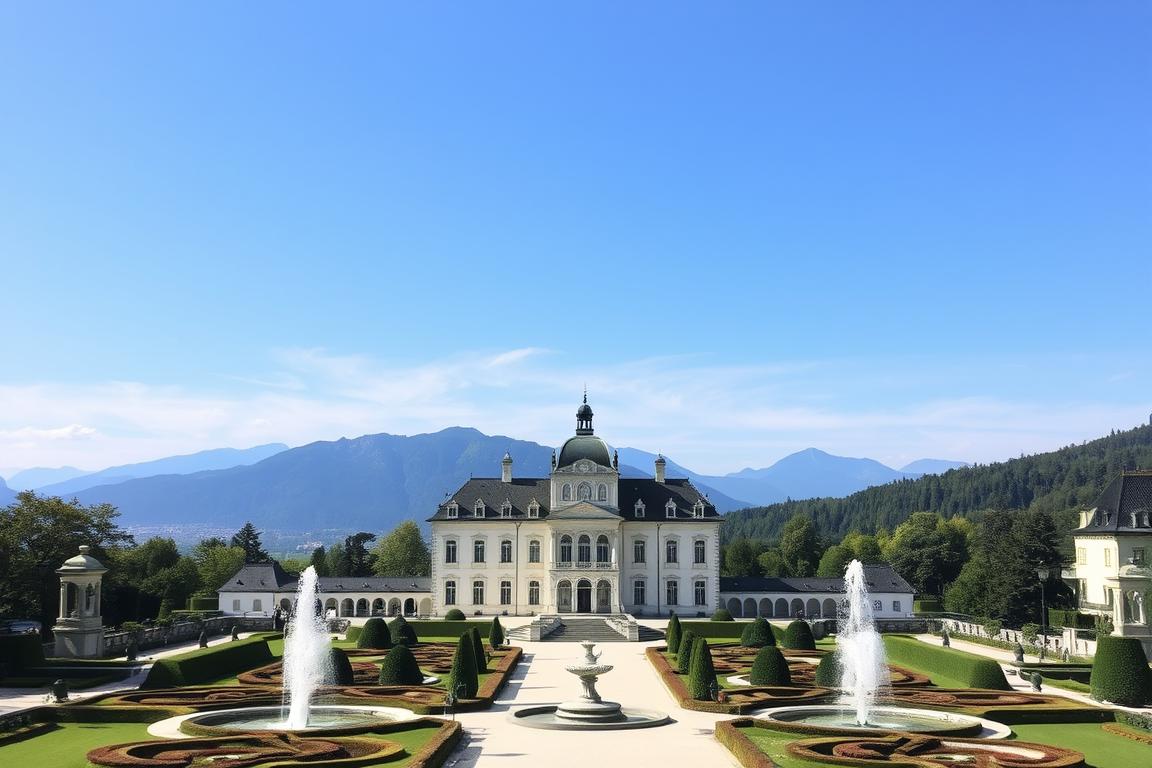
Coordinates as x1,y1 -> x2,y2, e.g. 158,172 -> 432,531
882,635 -> 1011,690
678,620 -> 749,640
188,596 -> 218,611
345,625 -> 363,643
1049,609 -> 1095,630
444,608 -> 466,621
712,608 -> 734,621
1090,635 -> 1152,707
782,620 -> 815,650
912,597 -> 942,613
142,635 -> 275,688
406,620 -> 492,639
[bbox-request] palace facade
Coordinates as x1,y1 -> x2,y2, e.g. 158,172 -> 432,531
428,398 -> 723,617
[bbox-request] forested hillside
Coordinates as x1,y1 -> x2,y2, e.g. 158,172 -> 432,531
722,421 -> 1152,541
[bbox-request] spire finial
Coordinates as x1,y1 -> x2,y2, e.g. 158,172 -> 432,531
583,384 -> 587,404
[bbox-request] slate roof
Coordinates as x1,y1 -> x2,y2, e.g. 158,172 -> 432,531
218,562 -> 297,592
1075,471 -> 1152,536
316,577 -> 431,594
427,476 -> 720,522
219,563 -> 431,594
719,564 -> 914,595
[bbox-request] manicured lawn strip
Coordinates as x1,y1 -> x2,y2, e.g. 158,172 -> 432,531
1012,722 -> 1151,768
717,721 -> 828,768
1042,677 -> 1092,695
0,721 -> 152,768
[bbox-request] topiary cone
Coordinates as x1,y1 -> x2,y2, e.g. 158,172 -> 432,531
782,620 -> 815,650
740,617 -> 775,648
447,632 -> 479,699
687,637 -> 717,700
379,643 -> 424,686
749,646 -> 791,686
357,617 -> 393,650
666,613 -> 682,654
489,616 -> 505,649
677,629 -> 698,674
469,626 -> 486,672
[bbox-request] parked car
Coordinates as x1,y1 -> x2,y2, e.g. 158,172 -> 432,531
0,619 -> 42,635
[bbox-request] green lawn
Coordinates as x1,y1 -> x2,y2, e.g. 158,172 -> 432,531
738,725 -> 836,768
1011,723 -> 1151,768
0,722 -> 152,768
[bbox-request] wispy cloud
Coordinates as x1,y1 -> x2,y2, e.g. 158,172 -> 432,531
0,348 -> 1147,476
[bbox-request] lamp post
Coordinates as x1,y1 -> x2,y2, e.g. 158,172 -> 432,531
1036,566 -> 1050,660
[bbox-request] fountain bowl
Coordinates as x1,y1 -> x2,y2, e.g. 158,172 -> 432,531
510,704 -> 670,730
148,705 -> 420,739
756,704 -> 1012,739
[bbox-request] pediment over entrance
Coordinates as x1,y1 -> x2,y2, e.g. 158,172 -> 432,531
547,502 -> 621,520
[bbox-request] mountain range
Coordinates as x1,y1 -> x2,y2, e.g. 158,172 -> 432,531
1,428 -> 964,535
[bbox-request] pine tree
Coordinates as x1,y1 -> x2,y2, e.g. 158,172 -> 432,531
230,522 -> 269,563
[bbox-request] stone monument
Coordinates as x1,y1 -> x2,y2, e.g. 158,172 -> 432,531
52,545 -> 108,659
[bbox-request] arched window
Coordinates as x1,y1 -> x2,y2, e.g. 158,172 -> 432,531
578,535 -> 592,564
634,500 -> 646,518
693,500 -> 705,518
473,539 -> 485,563
528,580 -> 540,605
501,500 -> 512,518
528,540 -> 541,563
557,580 -> 572,612
444,539 -> 457,564
559,535 -> 572,563
597,483 -> 608,501
473,580 -> 485,605
528,500 -> 540,518
694,540 -> 706,564
446,502 -> 458,519
665,499 -> 677,518
473,500 -> 485,517
577,482 -> 592,500
500,539 -> 512,563
444,580 -> 456,605
562,483 -> 572,501
666,539 -> 678,564
596,535 -> 610,564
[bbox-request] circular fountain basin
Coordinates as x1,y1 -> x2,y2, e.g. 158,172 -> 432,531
510,703 -> 670,730
758,705 -> 1012,739
147,705 -> 419,739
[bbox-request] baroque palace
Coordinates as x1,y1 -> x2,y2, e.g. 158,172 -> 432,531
428,397 -> 723,616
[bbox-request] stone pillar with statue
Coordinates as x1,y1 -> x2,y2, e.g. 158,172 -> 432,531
52,545 -> 108,659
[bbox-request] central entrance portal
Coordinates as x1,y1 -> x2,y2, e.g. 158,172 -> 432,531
576,579 -> 592,613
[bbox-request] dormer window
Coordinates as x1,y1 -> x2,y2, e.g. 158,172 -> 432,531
634,500 -> 646,518
665,499 -> 677,519
446,502 -> 459,519
528,500 -> 540,518
501,500 -> 512,518
693,500 -> 706,519
473,500 -> 485,518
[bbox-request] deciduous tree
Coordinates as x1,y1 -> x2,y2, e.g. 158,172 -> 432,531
372,522 -> 431,577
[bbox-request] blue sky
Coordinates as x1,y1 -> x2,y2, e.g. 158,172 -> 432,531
1,3 -> 1149,475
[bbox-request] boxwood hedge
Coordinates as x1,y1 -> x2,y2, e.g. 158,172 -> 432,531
882,635 -> 1010,690
142,636 -> 274,688
1090,635 -> 1151,707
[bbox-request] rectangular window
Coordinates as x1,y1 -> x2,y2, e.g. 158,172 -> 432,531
633,540 -> 645,564
445,581 -> 456,605
528,581 -> 540,605
474,540 -> 485,564
1075,547 -> 1086,565
694,580 -> 706,606
634,580 -> 646,605
500,540 -> 512,563
529,540 -> 541,563
1133,548 -> 1146,565
232,599 -> 240,612
447,507 -> 458,518
445,540 -> 457,564
472,581 -> 484,605
666,580 -> 679,606
500,580 -> 511,605
694,540 -> 706,564
892,600 -> 901,612
1104,549 -> 1112,567
666,540 -> 678,564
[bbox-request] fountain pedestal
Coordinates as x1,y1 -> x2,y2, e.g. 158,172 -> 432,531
511,640 -> 668,730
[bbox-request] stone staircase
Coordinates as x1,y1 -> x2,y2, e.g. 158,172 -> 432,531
507,615 -> 666,643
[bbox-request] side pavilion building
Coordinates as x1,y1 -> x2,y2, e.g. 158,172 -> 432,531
428,398 -> 723,617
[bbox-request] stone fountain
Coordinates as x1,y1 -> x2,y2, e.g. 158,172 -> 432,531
758,559 -> 1010,739
149,566 -> 416,738
511,640 -> 668,730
